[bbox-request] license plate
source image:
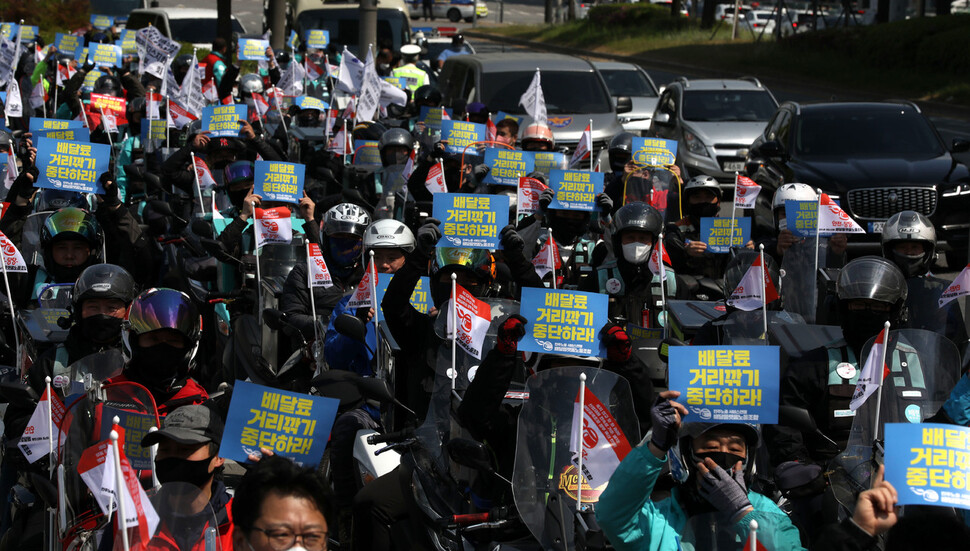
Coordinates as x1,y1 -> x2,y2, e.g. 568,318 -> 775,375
869,221 -> 885,233
722,162 -> 744,172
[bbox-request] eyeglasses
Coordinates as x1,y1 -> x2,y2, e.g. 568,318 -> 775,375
251,527 -> 328,551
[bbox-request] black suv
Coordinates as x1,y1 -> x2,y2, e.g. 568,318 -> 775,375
745,101 -> 970,264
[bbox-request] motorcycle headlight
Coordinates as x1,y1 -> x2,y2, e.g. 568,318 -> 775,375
684,130 -> 708,157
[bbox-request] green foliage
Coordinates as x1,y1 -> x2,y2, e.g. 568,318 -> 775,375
1,0 -> 90,36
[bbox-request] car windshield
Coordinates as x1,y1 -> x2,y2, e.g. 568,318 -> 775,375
482,70 -> 613,114
682,90 -> 776,122
169,18 -> 245,42
793,108 -> 945,158
297,9 -> 409,55
598,68 -> 658,98
426,42 -> 473,62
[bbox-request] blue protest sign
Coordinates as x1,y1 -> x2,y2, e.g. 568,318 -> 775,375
785,200 -> 818,238
33,127 -> 91,142
531,151 -> 568,174
626,323 -> 663,341
238,38 -> 269,61
353,140 -> 382,169
481,148 -> 534,188
304,29 -> 330,49
101,406 -> 156,470
119,29 -> 138,54
885,423 -> 970,509
141,119 -> 167,144
55,33 -> 83,60
669,346 -> 780,424
29,118 -> 83,133
287,30 -> 298,50
82,68 -> 102,89
88,43 -> 122,68
409,276 -> 434,314
382,76 -> 407,90
255,160 -> 305,204
34,138 -> 110,194
519,287 -> 608,357
202,104 -> 247,137
294,96 -> 327,112
0,23 -> 17,39
699,217 -> 751,253
442,120 -> 486,155
547,169 -> 604,211
220,380 -> 339,467
432,193 -> 509,250
418,106 -> 452,132
630,137 -> 678,166
90,14 -> 114,30
18,26 -> 38,42
493,111 -> 522,125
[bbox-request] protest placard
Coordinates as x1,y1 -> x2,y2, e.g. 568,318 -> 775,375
100,406 -> 156,470
409,276 -> 434,314
699,217 -> 751,253
418,106 -> 452,132
352,140 -> 382,169
482,148 -> 533,187
885,423 -> 970,510
33,128 -> 90,142
202,104 -> 247,137
255,160 -> 305,204
119,29 -> 137,54
519,288 -> 608,357
442,120 -> 485,155
785,200 -> 818,238
294,96 -> 327,111
90,14 -> 114,30
304,29 -> 330,49
88,43 -> 121,68
433,193 -> 509,250
669,346 -> 780,424
35,138 -> 109,194
90,93 -> 126,116
54,33 -> 83,59
141,119 -> 167,145
238,38 -> 270,61
630,137 -> 678,166
547,169 -> 604,211
531,151 -> 568,174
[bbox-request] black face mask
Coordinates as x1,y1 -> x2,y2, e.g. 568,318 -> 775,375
891,251 -> 926,279
693,450 -> 747,473
155,456 -> 214,488
50,262 -> 87,285
842,310 -> 891,352
80,314 -> 123,344
549,216 -> 589,245
228,188 -> 250,210
687,202 -> 719,221
129,343 -> 189,392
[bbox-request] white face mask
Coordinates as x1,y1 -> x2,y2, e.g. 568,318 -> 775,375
777,216 -> 787,232
622,242 -> 651,265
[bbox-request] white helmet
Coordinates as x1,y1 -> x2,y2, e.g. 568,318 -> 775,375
771,183 -> 818,210
363,219 -> 416,254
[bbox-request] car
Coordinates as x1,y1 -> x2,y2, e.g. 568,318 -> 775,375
592,61 -> 660,135
407,0 -> 488,22
742,9 -> 797,37
649,77 -> 778,187
291,0 -> 411,56
745,101 -> 970,262
438,52 -> 630,156
125,8 -> 247,48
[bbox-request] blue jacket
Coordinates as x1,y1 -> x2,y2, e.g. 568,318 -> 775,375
323,294 -> 375,376
596,445 -> 805,551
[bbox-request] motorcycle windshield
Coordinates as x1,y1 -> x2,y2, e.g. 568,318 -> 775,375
37,283 -> 75,310
779,238 -> 822,324
622,167 -> 674,221
68,348 -> 127,386
511,366 -> 639,550
259,242 -> 304,281
718,309 -> 806,346
146,482 -> 222,551
677,511 -> 796,551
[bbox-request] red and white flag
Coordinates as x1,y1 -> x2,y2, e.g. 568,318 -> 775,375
726,254 -> 779,311
18,386 -> 65,463
341,99 -> 356,122
4,146 -> 17,189
818,193 -> 865,234
327,124 -> 352,156
252,92 -> 271,120
102,112 -> 118,133
734,174 -> 762,209
193,156 -> 217,189
29,81 -> 47,110
0,230 -> 28,273
425,160 -> 447,194
486,118 -> 497,144
401,148 -> 417,181
307,243 -> 333,288
348,261 -> 378,309
940,264 -> 970,308
305,58 -> 324,81
569,123 -> 592,169
850,324 -> 890,411
516,176 -> 549,218
569,385 -> 632,489
446,284 -> 492,360
56,63 -> 77,87
168,101 -> 198,129
146,92 -> 163,119
648,236 -> 671,282
254,207 -> 293,248
202,79 -> 219,103
441,108 -> 452,121
533,233 -> 560,280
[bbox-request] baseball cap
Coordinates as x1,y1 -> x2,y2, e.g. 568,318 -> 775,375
141,404 -> 224,447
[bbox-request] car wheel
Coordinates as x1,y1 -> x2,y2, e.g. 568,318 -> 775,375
448,8 -> 461,21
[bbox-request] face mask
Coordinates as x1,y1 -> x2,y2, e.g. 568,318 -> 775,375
329,237 -> 362,268
228,188 -> 250,210
621,242 -> 651,265
891,251 -> 926,278
154,456 -> 213,488
693,450 -> 747,472
50,263 -> 86,285
687,202 -> 719,220
80,314 -> 123,343
129,343 -> 189,391
777,216 -> 787,232
549,216 -> 589,245
842,310 -> 891,351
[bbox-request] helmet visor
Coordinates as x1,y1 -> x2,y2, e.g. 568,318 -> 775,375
435,247 -> 490,271
224,161 -> 254,186
837,257 -> 907,302
45,208 -> 99,243
126,288 -> 200,341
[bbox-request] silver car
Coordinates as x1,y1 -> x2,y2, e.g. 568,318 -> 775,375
593,61 -> 660,136
649,77 -> 778,186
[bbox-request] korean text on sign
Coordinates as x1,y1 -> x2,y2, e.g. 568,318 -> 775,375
255,160 -> 306,204
35,138 -> 110,194
442,120 -> 486,155
519,288 -> 608,358
304,29 -> 330,49
669,346 -> 780,424
483,149 -> 534,187
630,137 -> 678,167
101,407 -> 156,470
221,380 -> 340,467
886,423 -> 970,510
699,217 -> 751,254
548,170 -> 604,211
432,193 -> 509,250
238,38 -> 270,61
203,105 -> 248,138
29,118 -> 82,133
785,200 -> 818,238
418,106 -> 451,131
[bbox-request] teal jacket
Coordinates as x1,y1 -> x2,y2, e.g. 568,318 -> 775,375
596,445 -> 805,551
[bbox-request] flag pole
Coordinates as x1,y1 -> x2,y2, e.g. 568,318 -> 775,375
100,107 -> 115,161
588,118 -> 593,173
658,232 -> 667,339
110,429 -> 130,551
730,172 -> 738,250
45,375 -> 55,551
872,321 -> 891,442
306,238 -> 321,347
549,231 -> 557,290
147,426 -> 160,490
814,188 -> 822,285
575,372 -> 587,511
759,243 -> 767,344
749,519 -> 759,551
252,201 -> 263,327
450,273 -> 459,401
190,152 -> 205,218
0,247 -> 21,363
369,250 -> 381,373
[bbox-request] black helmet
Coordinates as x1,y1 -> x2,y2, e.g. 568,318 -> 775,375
723,250 -> 780,304
608,132 -> 635,173
611,202 -> 663,257
122,288 -> 203,390
127,96 -> 146,118
880,210 -> 936,278
378,128 -> 413,166
40,208 -> 104,282
173,54 -> 195,74
414,85 -> 441,106
452,33 -> 464,46
93,74 -> 122,97
836,256 -> 908,347
430,247 -> 496,307
274,50 -> 291,69
73,263 -> 136,309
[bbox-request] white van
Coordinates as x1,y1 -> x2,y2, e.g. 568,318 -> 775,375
291,0 -> 411,55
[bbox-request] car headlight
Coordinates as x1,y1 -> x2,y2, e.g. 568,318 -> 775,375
943,183 -> 970,197
683,130 -> 708,157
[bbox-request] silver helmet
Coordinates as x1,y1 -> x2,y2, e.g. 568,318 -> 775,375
881,210 -> 936,278
323,203 -> 371,238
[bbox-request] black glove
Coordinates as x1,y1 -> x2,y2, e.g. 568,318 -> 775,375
497,314 -> 527,355
500,225 -> 524,256
697,462 -> 752,521
538,187 -> 556,211
9,171 -> 36,200
99,171 -> 120,207
415,217 -> 442,259
649,396 -> 680,452
595,192 -> 613,218
471,164 -> 490,183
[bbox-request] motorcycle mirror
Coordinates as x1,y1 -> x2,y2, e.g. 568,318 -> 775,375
143,172 -> 163,193
334,314 -> 368,344
192,218 -> 215,239
658,337 -> 687,364
149,199 -> 176,217
0,381 -> 40,407
446,438 -> 494,474
200,238 -> 240,266
357,377 -> 394,403
28,472 -> 58,509
263,309 -> 287,331
779,405 -> 818,433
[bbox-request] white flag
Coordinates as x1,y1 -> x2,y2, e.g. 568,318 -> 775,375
425,160 -> 447,194
726,253 -> 779,311
177,57 -> 204,118
135,26 -> 180,80
356,48 -> 382,123
818,193 -> 865,234
4,80 -> 22,118
4,146 -> 17,189
401,149 -> 416,181
337,47 -> 365,94
307,243 -> 334,288
168,101 -> 198,129
569,123 -> 592,169
518,69 -> 547,125
446,284 -> 492,360
193,156 -> 217,189
734,174 -> 762,209
533,233 -> 560,280
379,79 -> 408,108
0,230 -> 28,272
348,262 -> 378,309
849,325 -> 889,411
254,207 -> 293,248
277,60 -> 305,97
29,81 -> 46,110
569,385 -> 633,489
648,236 -> 668,282
940,264 -> 970,308
18,386 -> 65,463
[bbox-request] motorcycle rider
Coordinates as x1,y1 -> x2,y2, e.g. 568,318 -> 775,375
520,122 -> 555,152
761,183 -> 847,267
603,131 -> 635,209
596,391 -> 804,550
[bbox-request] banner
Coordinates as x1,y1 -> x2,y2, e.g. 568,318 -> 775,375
547,169 -> 604,211
221,380 -> 339,466
885,423 -> 970,510
307,243 -> 333,288
35,138 -> 109,194
54,33 -> 83,60
481,148 -> 533,188
29,117 -> 80,134
669,346 -> 780,424
445,284 -> 492,360
255,160 -> 305,204
88,43 -> 122,68
33,127 -> 90,142
356,48 -> 383,122
90,93 -> 126,116
303,29 -> 330,49
569,385 -> 632,492
202,104 -> 247,137
254,207 -> 293,248
238,38 -> 270,61
433,193 -> 509,250
135,26 -> 181,80
630,137 -> 678,167
442,120 -> 486,155
294,96 -> 327,112
699,217 -> 751,253
418,106 -> 452,132
90,14 -> 114,29
119,29 -> 138,54
516,176 -> 548,218
519,288 -> 608,357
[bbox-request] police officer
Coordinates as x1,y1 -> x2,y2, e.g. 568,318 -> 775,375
391,44 -> 429,93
